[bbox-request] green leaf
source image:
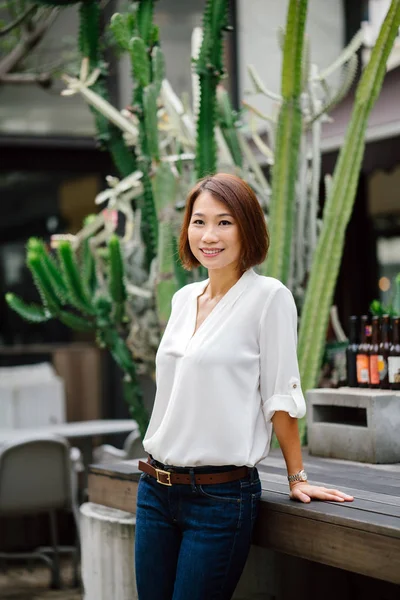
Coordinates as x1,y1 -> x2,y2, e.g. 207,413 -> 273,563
5,293 -> 51,323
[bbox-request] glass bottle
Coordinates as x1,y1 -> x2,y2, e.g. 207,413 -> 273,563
346,316 -> 359,387
378,314 -> 391,389
388,316 -> 400,391
356,315 -> 370,387
368,316 -> 380,389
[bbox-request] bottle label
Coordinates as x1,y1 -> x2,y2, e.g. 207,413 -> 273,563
369,355 -> 380,385
388,357 -> 400,384
357,354 -> 370,384
378,355 -> 388,382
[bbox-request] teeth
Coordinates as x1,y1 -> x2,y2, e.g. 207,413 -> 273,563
202,249 -> 222,255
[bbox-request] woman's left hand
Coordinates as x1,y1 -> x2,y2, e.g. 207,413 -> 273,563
289,482 -> 354,503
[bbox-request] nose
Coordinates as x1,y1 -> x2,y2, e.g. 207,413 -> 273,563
201,226 -> 219,243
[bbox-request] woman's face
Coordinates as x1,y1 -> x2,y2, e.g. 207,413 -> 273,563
188,191 -> 242,274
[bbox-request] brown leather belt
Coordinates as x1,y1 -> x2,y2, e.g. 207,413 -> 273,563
138,459 -> 249,487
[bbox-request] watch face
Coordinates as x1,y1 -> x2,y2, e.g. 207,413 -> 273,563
300,470 -> 308,481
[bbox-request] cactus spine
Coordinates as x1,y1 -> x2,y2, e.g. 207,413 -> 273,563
298,0 -> 400,398
262,0 -> 308,284
195,0 -> 229,178
6,236 -> 149,438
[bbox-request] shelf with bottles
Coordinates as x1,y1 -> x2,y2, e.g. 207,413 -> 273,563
346,314 -> 400,390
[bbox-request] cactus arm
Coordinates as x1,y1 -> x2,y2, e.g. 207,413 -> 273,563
237,132 -> 271,196
110,12 -> 136,52
57,241 -> 95,315
125,4 -> 160,269
294,135 -> 308,290
195,0 -> 229,178
307,54 -> 358,126
77,3 -> 137,178
81,221 -> 97,296
100,327 -> 149,439
136,0 -> 155,46
298,0 -> 400,395
152,46 -> 165,95
130,37 -> 151,88
247,64 -> 282,102
262,0 -> 308,283
78,0 -> 100,65
216,86 -> 243,168
5,294 -> 51,323
59,310 -> 95,332
171,234 -> 189,290
27,238 -> 69,303
108,235 -> 127,324
196,77 -> 218,177
249,113 -> 274,164
317,29 -> 364,82
27,251 -> 61,312
156,220 -> 179,329
143,84 -> 160,161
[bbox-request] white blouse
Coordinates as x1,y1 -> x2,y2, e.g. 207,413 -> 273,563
143,268 -> 306,468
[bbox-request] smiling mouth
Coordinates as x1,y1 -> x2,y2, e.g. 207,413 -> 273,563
200,249 -> 224,256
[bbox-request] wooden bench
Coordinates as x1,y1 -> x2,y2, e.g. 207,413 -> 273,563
87,450 -> 400,597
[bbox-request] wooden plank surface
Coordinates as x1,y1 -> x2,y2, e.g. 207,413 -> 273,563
254,503 -> 400,585
87,451 -> 400,583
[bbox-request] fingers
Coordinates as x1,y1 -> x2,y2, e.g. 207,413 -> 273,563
290,489 -> 311,503
317,488 -> 354,502
290,485 -> 354,503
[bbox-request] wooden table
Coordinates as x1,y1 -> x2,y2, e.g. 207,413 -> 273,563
87,449 -> 400,586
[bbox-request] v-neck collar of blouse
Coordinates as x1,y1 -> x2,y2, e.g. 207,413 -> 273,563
188,268 -> 256,343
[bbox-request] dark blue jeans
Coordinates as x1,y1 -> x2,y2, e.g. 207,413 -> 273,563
135,459 -> 262,600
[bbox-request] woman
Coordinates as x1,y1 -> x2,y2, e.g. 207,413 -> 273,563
135,173 -> 353,600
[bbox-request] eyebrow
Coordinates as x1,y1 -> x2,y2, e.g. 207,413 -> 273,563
192,212 -> 233,218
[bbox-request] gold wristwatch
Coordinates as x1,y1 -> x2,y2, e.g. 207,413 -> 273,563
287,469 -> 308,484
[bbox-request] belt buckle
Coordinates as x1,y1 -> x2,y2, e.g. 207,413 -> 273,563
155,468 -> 172,486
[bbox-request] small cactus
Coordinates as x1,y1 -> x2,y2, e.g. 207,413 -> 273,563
6,235 -> 149,439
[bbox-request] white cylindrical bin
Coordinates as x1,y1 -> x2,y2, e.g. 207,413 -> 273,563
80,502 -> 137,600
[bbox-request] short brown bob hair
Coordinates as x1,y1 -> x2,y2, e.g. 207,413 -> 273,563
179,173 -> 269,271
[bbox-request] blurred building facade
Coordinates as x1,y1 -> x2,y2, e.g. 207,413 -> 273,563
0,0 -> 399,414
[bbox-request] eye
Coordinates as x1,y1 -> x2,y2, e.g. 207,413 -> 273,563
219,220 -> 232,226
192,219 -> 204,225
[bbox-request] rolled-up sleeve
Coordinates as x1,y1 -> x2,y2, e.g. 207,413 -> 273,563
259,286 -> 306,423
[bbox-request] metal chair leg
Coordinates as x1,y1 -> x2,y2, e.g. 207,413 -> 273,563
49,510 -> 62,589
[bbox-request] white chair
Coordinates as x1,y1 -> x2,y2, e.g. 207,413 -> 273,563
0,434 -> 80,589
92,428 -> 145,465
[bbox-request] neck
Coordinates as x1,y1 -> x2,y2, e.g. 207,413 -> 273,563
206,265 -> 245,299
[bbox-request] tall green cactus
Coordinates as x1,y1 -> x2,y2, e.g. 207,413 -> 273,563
262,0 -> 308,283
6,236 -> 149,439
298,0 -> 400,400
195,0 -> 229,178
112,1 -> 163,269
78,1 -> 137,178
